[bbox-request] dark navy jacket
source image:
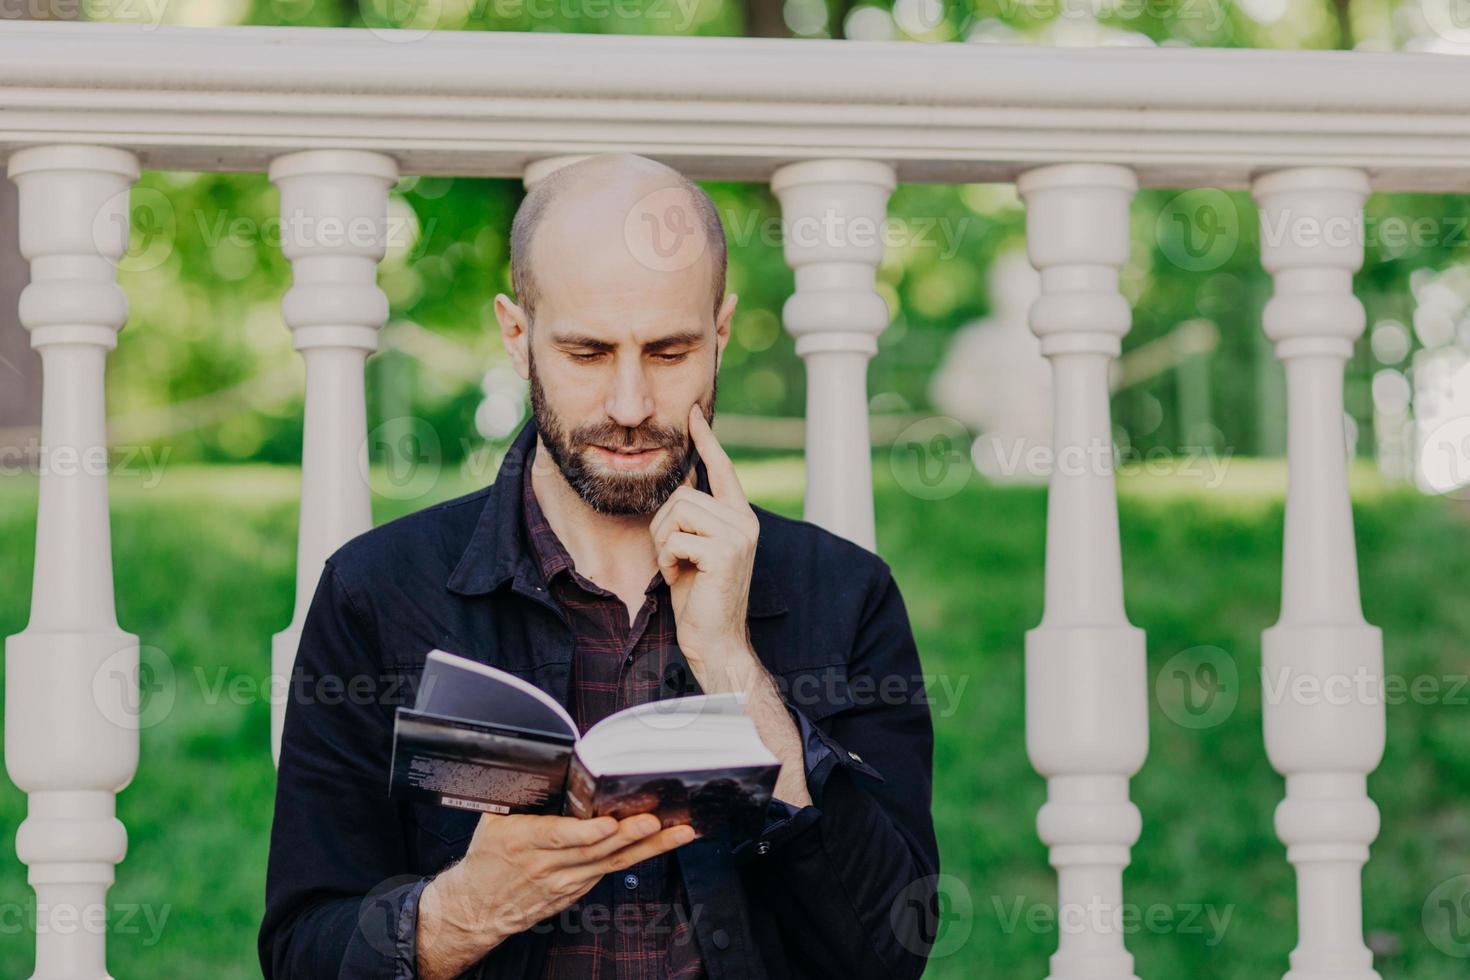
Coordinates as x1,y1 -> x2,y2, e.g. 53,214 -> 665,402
259,417 -> 939,980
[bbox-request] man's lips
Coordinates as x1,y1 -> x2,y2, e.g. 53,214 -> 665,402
587,444 -> 667,470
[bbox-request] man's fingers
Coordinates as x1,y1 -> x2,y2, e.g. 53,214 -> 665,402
565,813 -> 665,864
657,530 -> 716,572
590,823 -> 698,874
688,404 -> 747,506
650,493 -> 738,552
531,814 -> 620,850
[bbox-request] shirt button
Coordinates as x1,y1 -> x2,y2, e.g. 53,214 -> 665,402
754,840 -> 771,856
849,751 -> 864,764
712,929 -> 730,950
622,873 -> 639,890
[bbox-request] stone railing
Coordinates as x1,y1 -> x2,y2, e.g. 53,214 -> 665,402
1,19 -> 1444,979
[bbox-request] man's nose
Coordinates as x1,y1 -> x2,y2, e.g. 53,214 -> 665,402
604,358 -> 655,430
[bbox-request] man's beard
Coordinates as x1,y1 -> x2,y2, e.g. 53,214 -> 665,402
529,355 -> 716,516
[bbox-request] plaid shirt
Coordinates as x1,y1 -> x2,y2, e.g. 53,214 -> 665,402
522,459 -> 706,980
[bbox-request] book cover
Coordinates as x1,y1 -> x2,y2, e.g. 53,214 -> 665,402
388,650 -> 780,836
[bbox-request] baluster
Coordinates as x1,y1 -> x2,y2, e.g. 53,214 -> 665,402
1019,163 -> 1147,980
1253,167 -> 1383,980
268,150 -> 397,763
771,159 -> 895,551
4,144 -> 139,980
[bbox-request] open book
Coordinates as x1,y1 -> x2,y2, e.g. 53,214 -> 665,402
390,649 -> 781,837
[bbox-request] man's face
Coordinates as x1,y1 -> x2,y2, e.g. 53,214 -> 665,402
522,254 -> 726,515
499,177 -> 734,515
529,341 -> 716,516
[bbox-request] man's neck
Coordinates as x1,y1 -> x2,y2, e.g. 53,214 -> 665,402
528,436 -> 688,598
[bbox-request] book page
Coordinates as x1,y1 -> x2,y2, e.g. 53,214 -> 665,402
417,649 -> 577,739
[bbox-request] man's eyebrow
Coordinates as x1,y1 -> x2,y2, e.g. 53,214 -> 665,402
642,330 -> 707,353
550,333 -> 617,352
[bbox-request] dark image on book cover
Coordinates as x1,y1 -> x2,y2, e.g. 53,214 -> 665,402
391,650 -> 780,839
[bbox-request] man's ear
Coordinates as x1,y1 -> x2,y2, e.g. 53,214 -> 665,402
494,293 -> 531,380
713,292 -> 738,372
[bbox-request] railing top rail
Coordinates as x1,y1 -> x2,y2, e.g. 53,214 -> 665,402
2,20 -> 1468,189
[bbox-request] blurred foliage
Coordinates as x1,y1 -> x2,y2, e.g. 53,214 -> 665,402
3,460 -> 1469,977
86,0 -> 1470,471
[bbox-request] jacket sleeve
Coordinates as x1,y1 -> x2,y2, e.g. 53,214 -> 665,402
258,560 -> 432,980
737,564 -> 940,980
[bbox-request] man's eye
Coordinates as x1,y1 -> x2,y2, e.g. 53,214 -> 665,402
654,352 -> 689,363
568,351 -> 604,362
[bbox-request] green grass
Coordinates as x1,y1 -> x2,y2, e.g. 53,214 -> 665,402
1,456 -> 1467,978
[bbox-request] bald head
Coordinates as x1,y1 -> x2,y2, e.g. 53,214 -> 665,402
509,153 -> 728,325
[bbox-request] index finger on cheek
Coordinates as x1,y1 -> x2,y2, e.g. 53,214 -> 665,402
688,404 -> 745,505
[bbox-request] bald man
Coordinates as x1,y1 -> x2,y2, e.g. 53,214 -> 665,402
259,154 -> 939,980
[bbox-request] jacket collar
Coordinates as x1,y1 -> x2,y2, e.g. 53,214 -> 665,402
446,416 -> 787,617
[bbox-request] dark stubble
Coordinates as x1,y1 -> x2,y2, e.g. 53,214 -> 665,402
529,352 -> 717,516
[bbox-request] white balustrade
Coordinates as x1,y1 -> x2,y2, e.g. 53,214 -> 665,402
4,144 -> 140,980
268,150 -> 398,763
1253,167 -> 1384,980
0,22 -> 1426,979
1019,163 -> 1148,980
771,159 -> 895,551
523,154 -> 590,188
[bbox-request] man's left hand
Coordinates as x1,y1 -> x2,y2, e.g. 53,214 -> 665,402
650,403 -> 761,692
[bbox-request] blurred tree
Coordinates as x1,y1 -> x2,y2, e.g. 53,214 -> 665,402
47,0 -> 1465,470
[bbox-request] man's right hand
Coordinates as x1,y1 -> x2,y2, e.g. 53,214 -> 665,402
415,812 -> 696,980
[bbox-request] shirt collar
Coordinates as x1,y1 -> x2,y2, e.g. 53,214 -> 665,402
446,416 -> 786,617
